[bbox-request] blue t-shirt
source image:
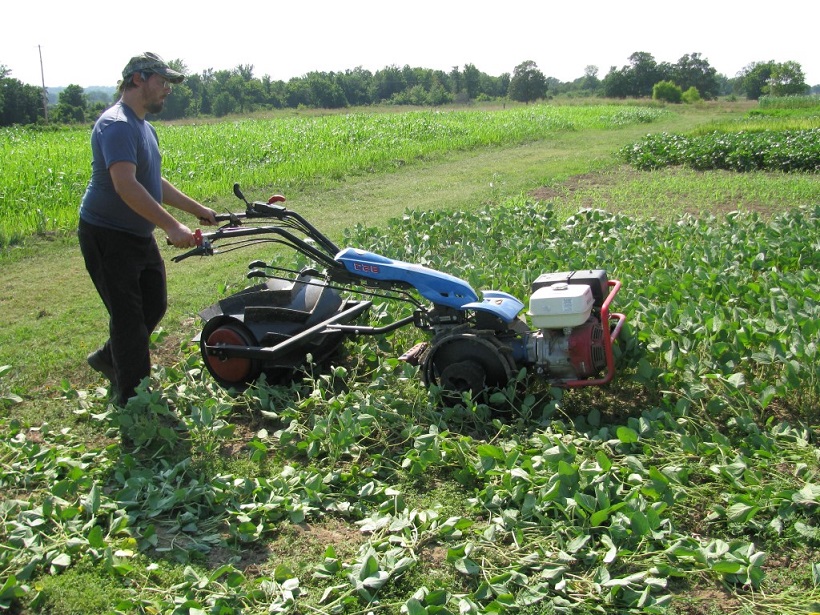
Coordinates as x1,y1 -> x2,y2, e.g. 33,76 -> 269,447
79,101 -> 162,237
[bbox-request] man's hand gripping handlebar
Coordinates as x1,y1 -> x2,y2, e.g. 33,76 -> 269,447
171,228 -> 214,262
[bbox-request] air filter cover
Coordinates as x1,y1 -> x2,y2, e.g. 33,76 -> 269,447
528,283 -> 593,329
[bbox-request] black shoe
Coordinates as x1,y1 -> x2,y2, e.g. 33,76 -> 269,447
87,348 -> 117,384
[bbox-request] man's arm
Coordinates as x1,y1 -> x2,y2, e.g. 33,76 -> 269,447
109,161 -> 196,247
161,178 -> 217,225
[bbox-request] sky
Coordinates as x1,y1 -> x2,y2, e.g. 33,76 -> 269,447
2,0 -> 818,90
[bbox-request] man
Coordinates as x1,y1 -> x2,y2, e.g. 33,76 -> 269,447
79,52 -> 217,406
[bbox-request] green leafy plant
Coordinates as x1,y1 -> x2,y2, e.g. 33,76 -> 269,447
619,128 -> 820,171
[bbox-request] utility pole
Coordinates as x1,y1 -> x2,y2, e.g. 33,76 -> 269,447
38,45 -> 48,123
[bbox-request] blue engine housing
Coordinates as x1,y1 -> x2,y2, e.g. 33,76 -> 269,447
335,248 -> 523,323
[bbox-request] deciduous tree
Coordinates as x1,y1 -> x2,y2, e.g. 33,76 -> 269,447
0,75 -> 43,126
53,84 -> 87,123
767,61 -> 809,96
508,60 -> 547,103
671,53 -> 719,100
736,60 -> 808,99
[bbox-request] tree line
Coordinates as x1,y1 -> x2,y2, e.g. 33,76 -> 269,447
1,52 -> 815,127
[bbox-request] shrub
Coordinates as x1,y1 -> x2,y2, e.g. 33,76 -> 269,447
681,86 -> 702,104
653,80 -> 682,104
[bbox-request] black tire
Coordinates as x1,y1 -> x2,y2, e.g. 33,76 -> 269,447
422,331 -> 515,401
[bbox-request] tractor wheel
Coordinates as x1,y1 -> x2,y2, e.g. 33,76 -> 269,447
200,318 -> 261,388
422,332 -> 515,401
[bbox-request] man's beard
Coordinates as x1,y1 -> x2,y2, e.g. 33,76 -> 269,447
146,99 -> 165,114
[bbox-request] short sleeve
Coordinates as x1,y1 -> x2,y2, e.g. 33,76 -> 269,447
97,121 -> 139,170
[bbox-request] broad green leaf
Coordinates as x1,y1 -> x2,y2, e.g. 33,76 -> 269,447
711,560 -> 744,574
404,598 -> 427,615
454,557 -> 480,575
516,582 -> 552,606
87,525 -> 105,549
574,492 -> 597,513
358,554 -> 379,581
727,502 -> 759,523
0,576 -> 25,601
590,508 -> 610,527
489,392 -> 507,405
793,484 -> 820,506
425,589 -> 449,605
51,553 -> 71,568
596,450 -> 612,472
566,534 -> 590,554
727,372 -> 746,388
629,510 -> 650,537
557,460 -> 576,476
649,466 -> 669,485
362,570 -> 389,589
476,444 -> 506,462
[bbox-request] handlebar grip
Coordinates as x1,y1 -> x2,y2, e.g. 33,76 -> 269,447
214,212 -> 240,222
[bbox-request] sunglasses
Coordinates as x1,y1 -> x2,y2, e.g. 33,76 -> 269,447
140,72 -> 172,90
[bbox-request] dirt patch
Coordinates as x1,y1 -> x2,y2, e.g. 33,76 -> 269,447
265,517 -> 367,565
669,585 -> 743,614
207,541 -> 272,574
528,167 -> 784,218
529,170 -> 626,203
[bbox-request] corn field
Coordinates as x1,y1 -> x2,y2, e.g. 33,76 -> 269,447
0,105 -> 665,247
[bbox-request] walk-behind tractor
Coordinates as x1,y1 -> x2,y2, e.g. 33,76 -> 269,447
174,185 -> 626,399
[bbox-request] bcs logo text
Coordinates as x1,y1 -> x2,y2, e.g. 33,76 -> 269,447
353,262 -> 381,274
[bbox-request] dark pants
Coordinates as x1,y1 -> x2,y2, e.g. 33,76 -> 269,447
78,219 -> 167,403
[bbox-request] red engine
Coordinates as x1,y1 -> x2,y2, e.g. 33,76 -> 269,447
531,320 -> 607,381
525,270 -> 624,386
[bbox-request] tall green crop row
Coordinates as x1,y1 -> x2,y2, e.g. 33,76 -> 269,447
0,127 -> 91,245
0,105 -> 666,247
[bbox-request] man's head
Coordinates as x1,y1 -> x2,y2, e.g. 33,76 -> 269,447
122,52 -> 185,85
117,52 -> 184,115
117,52 -> 184,97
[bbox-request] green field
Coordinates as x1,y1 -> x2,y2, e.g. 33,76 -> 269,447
0,104 -> 665,247
1,100 -> 819,615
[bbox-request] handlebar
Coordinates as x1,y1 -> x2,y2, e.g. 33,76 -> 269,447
167,199 -> 288,250
212,201 -> 288,224
168,183 -> 341,265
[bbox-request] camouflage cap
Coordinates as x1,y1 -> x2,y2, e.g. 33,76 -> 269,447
121,52 -> 185,84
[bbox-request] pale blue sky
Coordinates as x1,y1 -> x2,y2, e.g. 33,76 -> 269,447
2,0 -> 817,88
